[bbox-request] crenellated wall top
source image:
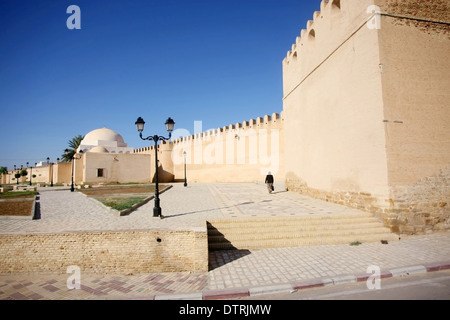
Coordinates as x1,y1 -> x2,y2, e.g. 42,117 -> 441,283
283,0 -> 376,66
169,111 -> 284,146
134,111 -> 284,153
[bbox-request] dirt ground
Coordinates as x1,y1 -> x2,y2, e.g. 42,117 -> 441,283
0,198 -> 34,216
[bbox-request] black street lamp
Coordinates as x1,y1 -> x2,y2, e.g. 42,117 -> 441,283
47,157 -> 53,187
183,151 -> 187,187
14,165 -> 19,185
65,149 -> 83,192
135,116 -> 175,218
27,162 -> 32,186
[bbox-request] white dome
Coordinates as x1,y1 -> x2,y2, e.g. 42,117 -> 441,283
78,127 -> 133,154
81,127 -> 126,147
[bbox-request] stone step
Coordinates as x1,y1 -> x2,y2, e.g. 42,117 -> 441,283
207,212 -> 376,226
207,216 -> 382,230
207,213 -> 399,251
208,226 -> 396,242
208,232 -> 399,251
207,222 -> 387,236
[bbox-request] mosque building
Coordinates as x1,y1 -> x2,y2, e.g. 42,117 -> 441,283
73,127 -> 152,185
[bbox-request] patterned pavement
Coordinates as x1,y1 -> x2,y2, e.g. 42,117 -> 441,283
1,182 -> 449,300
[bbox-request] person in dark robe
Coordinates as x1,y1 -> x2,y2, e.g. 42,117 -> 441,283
265,172 -> 274,194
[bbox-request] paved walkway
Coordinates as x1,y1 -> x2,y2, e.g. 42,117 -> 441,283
1,182 -> 449,300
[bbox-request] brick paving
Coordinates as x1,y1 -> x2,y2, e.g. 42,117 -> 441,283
1,182 -> 449,300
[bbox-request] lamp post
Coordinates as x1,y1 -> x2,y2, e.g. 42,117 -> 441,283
135,116 -> 175,218
14,165 -> 19,185
65,149 -> 83,192
47,157 -> 53,187
183,151 -> 187,187
27,162 -> 32,186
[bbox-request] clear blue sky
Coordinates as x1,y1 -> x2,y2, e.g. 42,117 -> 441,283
0,0 -> 321,170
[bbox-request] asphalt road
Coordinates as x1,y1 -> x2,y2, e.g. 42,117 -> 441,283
236,269 -> 450,300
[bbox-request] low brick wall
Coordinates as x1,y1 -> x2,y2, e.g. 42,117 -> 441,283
0,228 -> 208,274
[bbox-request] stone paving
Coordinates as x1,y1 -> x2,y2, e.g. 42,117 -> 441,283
1,182 -> 450,300
0,183 -> 224,234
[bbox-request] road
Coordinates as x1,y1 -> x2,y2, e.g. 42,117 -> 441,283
235,269 -> 450,300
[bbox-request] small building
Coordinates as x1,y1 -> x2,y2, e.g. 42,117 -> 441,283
73,127 -> 152,185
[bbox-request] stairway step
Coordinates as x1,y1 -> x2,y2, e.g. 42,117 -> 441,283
207,222 -> 387,236
207,216 -> 382,229
206,213 -> 399,251
208,233 -> 399,251
208,227 -> 395,243
207,212 -> 375,225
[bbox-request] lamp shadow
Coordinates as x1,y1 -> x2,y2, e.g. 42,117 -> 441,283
33,193 -> 41,220
162,200 -> 261,219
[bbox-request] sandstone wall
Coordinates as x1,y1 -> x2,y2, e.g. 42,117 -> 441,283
0,228 -> 208,274
375,0 -> 450,233
282,0 -> 450,234
135,113 -> 285,184
283,0 -> 389,200
81,152 -> 153,185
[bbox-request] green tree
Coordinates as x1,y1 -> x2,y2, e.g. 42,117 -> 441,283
61,135 -> 84,162
0,167 -> 7,176
0,167 -> 7,185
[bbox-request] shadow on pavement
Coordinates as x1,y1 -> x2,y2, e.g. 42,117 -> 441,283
162,201 -> 257,219
208,249 -> 252,271
33,193 -> 41,220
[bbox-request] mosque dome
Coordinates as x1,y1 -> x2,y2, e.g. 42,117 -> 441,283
78,127 -> 133,154
81,127 -> 127,147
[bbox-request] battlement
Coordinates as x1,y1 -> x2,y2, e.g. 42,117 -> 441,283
282,0 -> 449,98
134,112 -> 284,154
171,111 -> 284,146
283,0 -> 377,62
133,140 -> 171,154
282,0 -> 376,97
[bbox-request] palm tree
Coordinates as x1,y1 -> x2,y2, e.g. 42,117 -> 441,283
61,135 -> 84,162
0,167 -> 7,185
0,167 -> 7,176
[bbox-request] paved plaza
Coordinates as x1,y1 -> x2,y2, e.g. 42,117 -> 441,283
1,182 -> 450,300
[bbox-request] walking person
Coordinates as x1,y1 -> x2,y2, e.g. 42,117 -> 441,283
265,172 -> 274,194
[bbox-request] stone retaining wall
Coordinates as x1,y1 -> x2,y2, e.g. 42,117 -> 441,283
0,228 -> 208,274
286,169 -> 450,235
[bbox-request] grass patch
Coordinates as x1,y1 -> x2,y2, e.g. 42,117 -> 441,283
79,185 -> 166,196
99,197 -> 147,211
350,241 -> 362,246
0,191 -> 36,216
80,184 -> 171,214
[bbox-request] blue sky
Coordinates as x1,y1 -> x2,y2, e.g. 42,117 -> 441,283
0,0 -> 321,170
